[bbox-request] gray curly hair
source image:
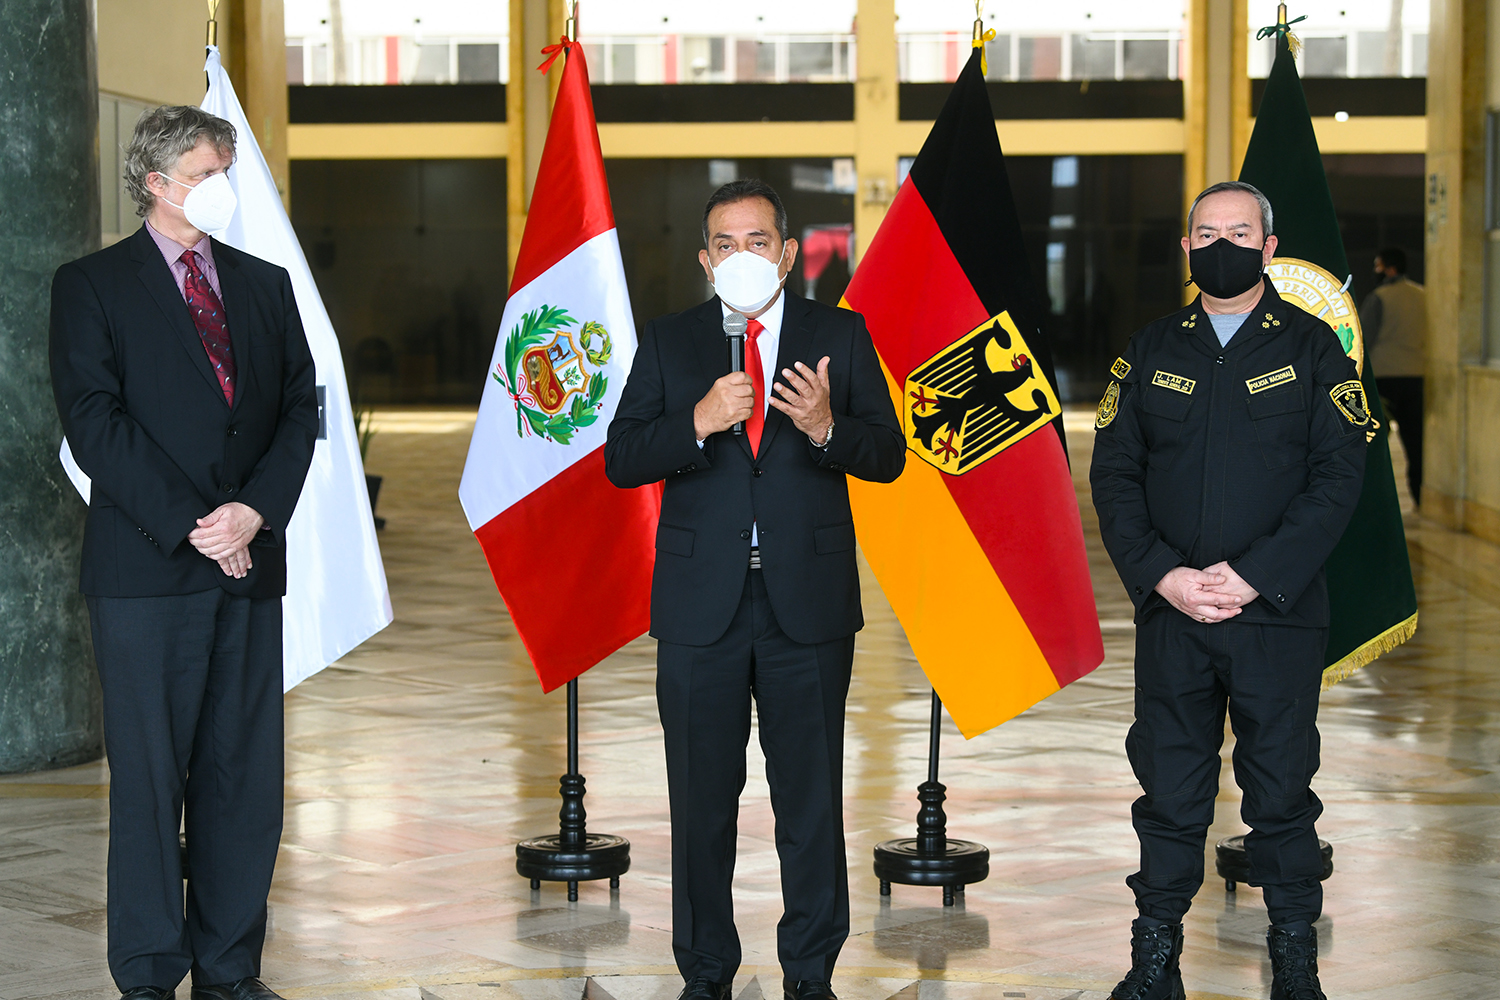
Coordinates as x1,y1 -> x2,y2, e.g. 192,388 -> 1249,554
123,106 -> 237,218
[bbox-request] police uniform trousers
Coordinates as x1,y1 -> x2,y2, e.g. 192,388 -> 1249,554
1127,609 -> 1326,926
656,569 -> 854,985
87,590 -> 284,991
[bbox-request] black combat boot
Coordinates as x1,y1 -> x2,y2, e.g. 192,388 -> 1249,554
1268,921 -> 1327,1000
1108,918 -> 1185,1000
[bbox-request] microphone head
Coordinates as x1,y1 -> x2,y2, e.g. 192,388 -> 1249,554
722,312 -> 748,338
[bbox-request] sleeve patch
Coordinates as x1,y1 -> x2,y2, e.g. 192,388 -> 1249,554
1096,381 -> 1121,428
1110,356 -> 1131,380
1329,379 -> 1371,427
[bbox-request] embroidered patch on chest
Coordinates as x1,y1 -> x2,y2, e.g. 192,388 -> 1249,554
1151,370 -> 1196,395
1110,356 -> 1132,380
1246,365 -> 1297,394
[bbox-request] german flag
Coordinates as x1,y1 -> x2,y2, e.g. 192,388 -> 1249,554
843,47 -> 1103,738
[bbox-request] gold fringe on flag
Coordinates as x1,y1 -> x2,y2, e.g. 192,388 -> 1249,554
1321,610 -> 1418,690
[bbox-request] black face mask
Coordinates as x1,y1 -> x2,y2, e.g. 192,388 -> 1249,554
1187,237 -> 1266,299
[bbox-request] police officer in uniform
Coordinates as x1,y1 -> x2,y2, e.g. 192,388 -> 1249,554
1090,181 -> 1369,1000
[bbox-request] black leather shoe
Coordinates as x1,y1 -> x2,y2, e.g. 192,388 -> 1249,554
191,979 -> 285,1000
121,988 -> 174,1000
1108,919 -> 1185,1000
783,981 -> 837,1000
677,977 -> 731,1000
1268,921 -> 1327,1000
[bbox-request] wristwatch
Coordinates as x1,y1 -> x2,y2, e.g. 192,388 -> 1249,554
810,418 -> 834,448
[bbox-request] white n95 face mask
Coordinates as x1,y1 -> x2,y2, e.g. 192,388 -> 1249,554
161,171 -> 238,234
712,246 -> 787,314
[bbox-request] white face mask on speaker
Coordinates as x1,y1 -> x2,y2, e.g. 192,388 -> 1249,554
159,170 -> 238,234
711,245 -> 787,314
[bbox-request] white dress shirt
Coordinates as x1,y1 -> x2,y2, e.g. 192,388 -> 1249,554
697,292 -> 787,547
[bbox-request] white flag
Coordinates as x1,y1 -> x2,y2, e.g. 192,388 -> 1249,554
61,46 -> 392,690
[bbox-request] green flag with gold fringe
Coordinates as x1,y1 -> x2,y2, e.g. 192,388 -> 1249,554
1238,14 -> 1418,685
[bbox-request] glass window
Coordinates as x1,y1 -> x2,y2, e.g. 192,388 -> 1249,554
286,41 -> 305,85
1247,1 -> 1427,78
1302,36 -> 1348,78
789,41 -> 836,81
984,35 -> 1011,81
1071,36 -> 1116,80
457,43 -> 500,83
1122,39 -> 1169,79
1020,37 -> 1063,80
413,42 -> 451,84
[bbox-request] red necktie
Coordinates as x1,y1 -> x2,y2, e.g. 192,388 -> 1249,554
745,318 -> 766,455
180,250 -> 237,406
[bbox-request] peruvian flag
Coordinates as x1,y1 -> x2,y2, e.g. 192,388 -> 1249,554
459,42 -> 660,691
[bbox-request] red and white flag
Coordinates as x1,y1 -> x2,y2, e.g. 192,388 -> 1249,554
459,43 -> 659,691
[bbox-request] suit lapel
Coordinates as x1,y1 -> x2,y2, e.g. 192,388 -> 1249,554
757,292 -> 814,459
213,240 -> 253,414
131,226 -> 224,403
692,298 -> 754,462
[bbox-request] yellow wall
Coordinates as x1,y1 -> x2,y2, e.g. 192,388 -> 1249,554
97,0 -> 208,107
1423,0 -> 1500,545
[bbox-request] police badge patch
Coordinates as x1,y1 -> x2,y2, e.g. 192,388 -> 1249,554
1096,381 -> 1120,428
1110,356 -> 1131,380
1329,379 -> 1371,427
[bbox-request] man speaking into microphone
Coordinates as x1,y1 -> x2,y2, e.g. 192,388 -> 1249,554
606,179 -> 905,1000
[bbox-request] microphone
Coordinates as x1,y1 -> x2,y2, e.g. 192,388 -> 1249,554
723,311 -> 748,436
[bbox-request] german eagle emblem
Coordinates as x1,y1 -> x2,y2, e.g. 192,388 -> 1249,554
903,311 -> 1060,474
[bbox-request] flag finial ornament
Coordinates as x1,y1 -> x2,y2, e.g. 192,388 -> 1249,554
972,1 -> 995,76
1257,4 -> 1307,58
205,0 -> 219,46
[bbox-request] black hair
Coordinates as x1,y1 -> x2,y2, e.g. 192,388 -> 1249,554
701,178 -> 789,248
1377,247 -> 1408,274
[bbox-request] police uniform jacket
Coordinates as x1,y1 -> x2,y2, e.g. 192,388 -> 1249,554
1089,278 -> 1369,627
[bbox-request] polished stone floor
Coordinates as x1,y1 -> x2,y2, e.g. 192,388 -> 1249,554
3,410 -> 1496,1000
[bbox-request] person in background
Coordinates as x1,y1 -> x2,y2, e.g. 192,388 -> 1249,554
1360,246 -> 1427,507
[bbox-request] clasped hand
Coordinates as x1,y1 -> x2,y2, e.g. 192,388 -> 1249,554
188,501 -> 264,580
1154,561 -> 1259,623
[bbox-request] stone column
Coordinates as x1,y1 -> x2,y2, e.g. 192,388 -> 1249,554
0,0 -> 103,772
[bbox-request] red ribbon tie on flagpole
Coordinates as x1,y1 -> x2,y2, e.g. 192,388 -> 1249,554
537,36 -> 573,73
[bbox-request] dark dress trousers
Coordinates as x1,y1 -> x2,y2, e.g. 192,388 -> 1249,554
50,224 -> 318,990
605,292 -> 904,984
1090,279 -> 1367,926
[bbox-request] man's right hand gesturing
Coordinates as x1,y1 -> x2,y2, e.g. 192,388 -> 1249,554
694,371 -> 756,440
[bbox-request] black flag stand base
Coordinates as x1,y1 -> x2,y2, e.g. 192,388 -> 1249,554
515,677 -> 630,901
873,690 -> 990,907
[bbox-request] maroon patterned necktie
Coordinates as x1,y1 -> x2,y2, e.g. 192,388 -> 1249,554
180,249 -> 236,406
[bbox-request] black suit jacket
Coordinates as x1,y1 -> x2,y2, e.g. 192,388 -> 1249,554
605,293 -> 905,647
50,225 -> 319,599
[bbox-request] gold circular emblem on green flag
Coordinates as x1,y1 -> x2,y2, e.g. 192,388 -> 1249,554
1264,257 -> 1365,376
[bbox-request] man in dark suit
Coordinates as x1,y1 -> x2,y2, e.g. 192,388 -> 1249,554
49,106 -> 317,1000
605,180 -> 906,1000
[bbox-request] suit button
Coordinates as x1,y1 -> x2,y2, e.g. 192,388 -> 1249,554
740,529 -> 751,540
1134,586 -> 1144,595
1277,594 -> 1286,603
226,427 -> 238,436
752,468 -> 763,477
222,483 -> 235,493
688,463 -> 697,471
1216,356 -> 1225,365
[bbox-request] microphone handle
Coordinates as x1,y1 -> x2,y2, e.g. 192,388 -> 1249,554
727,334 -> 746,436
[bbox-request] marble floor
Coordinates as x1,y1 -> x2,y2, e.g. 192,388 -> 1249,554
3,410 -> 1496,1000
